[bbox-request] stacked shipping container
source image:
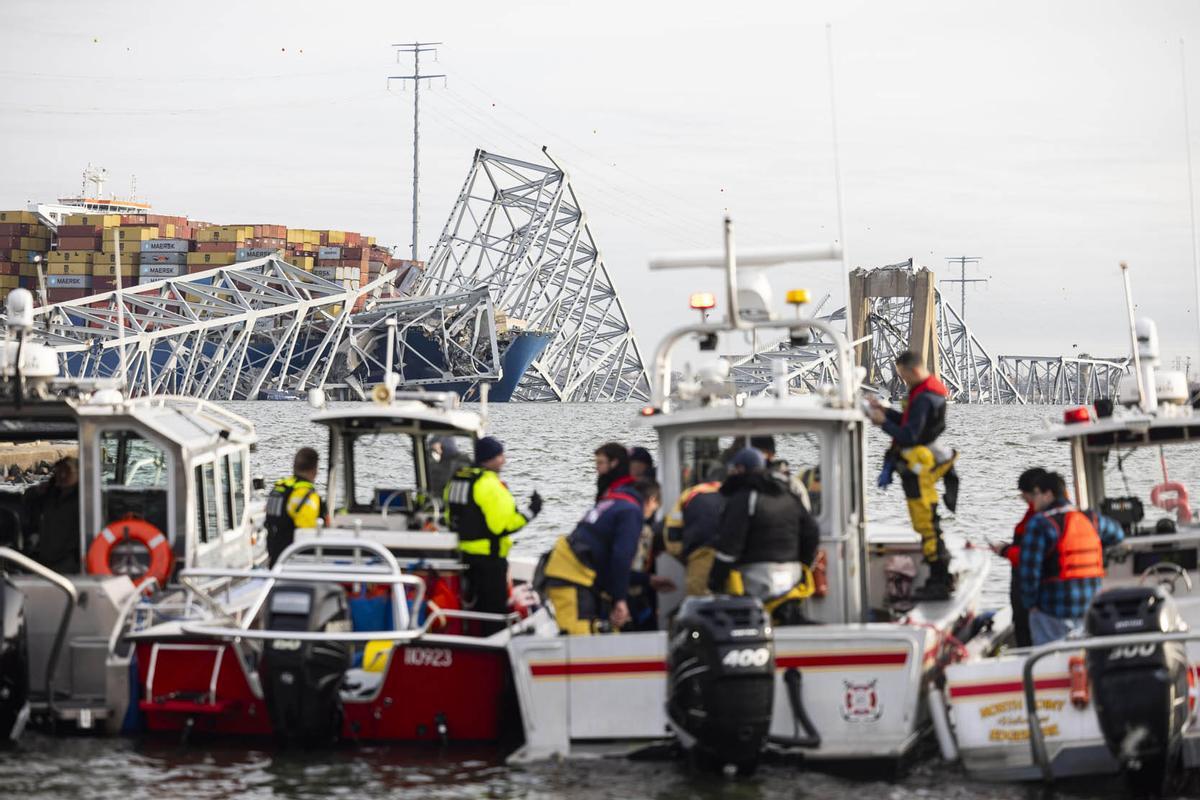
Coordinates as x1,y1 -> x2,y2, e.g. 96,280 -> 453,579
0,210 -> 421,306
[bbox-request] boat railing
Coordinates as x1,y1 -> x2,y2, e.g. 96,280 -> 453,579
129,395 -> 256,442
0,547 -> 76,715
647,224 -> 854,410
106,576 -> 159,659
1020,629 -> 1200,782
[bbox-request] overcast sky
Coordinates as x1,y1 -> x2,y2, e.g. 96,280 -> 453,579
3,1 -> 1200,369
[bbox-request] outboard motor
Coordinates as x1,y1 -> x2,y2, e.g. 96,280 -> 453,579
261,582 -> 352,743
1086,586 -> 1189,791
667,596 -> 774,774
0,576 -> 28,743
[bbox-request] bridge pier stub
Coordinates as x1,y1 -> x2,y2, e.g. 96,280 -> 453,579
848,263 -> 940,392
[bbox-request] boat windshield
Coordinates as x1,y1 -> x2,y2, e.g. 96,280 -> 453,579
677,431 -> 823,517
342,430 -> 474,512
99,429 -> 170,533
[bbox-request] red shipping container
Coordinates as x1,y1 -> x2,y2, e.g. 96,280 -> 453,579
0,223 -> 29,236
58,236 -> 102,250
340,247 -> 366,260
195,242 -> 238,253
58,224 -> 101,237
0,263 -> 16,276
344,232 -> 362,247
46,288 -> 90,303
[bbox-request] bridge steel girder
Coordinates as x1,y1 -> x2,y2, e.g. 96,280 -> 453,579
417,149 -> 650,402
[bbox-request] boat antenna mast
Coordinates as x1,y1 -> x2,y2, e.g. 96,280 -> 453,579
389,41 -> 445,263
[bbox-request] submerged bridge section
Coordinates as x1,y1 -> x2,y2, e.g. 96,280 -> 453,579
417,150 -> 650,402
30,256 -> 502,400
731,261 -> 1127,405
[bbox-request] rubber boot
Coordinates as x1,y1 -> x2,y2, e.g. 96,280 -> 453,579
913,559 -> 954,602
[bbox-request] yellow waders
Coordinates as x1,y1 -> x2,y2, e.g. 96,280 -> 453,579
543,536 -> 605,635
898,446 -> 957,563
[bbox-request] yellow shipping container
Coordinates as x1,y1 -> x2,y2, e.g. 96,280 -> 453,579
18,264 -> 38,278
8,250 -> 33,264
0,276 -> 17,289
366,236 -> 376,246
285,256 -> 314,270
324,230 -> 346,245
0,211 -> 38,225
47,251 -> 94,264
18,237 -> 49,251
92,263 -> 138,277
197,225 -> 254,244
64,213 -> 121,227
118,225 -> 158,240
94,253 -> 139,266
163,223 -> 175,238
186,252 -> 236,267
47,262 -> 88,275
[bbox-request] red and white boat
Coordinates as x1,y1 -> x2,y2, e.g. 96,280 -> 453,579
127,391 -> 541,743
938,310 -> 1200,793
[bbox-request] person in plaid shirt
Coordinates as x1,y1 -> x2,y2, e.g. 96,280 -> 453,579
1018,471 -> 1124,645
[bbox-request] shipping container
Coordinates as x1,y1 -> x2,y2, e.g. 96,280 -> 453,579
0,211 -> 38,225
64,213 -> 121,228
46,288 -> 91,303
47,251 -> 94,264
47,262 -> 87,275
195,242 -> 238,253
318,246 -> 342,260
56,236 -> 102,250
141,238 -> 190,253
235,247 -> 280,261
46,274 -> 93,289
139,252 -> 187,266
94,253 -> 139,266
285,256 -> 314,270
138,264 -> 188,279
92,263 -> 139,277
185,252 -> 237,267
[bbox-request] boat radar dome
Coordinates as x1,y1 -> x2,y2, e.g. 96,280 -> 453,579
1116,318 -> 1189,408
5,288 -> 34,331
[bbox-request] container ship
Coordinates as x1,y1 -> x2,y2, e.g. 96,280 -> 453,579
0,167 -> 550,401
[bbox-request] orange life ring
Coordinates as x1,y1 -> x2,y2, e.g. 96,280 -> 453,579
85,516 -> 173,589
1151,481 -> 1193,524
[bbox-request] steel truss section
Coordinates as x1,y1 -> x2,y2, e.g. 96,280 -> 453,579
333,286 -> 501,399
33,256 -> 399,401
727,263 -> 1129,405
417,149 -> 650,402
994,355 -> 1128,405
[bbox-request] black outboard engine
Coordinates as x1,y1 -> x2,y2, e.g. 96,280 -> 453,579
261,582 -> 352,743
0,577 -> 28,743
1086,586 -> 1189,792
667,596 -> 774,774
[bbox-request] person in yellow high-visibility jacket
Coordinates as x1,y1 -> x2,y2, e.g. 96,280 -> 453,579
444,436 -> 541,634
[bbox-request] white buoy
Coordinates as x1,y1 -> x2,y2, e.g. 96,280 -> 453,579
927,684 -> 959,762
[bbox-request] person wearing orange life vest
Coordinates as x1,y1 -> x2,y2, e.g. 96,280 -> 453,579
1018,471 -> 1125,645
868,350 -> 960,600
664,474 -> 726,596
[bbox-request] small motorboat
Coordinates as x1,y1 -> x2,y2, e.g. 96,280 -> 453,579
127,390 -> 535,744
504,220 -> 993,772
0,288 -> 266,734
939,280 -> 1200,793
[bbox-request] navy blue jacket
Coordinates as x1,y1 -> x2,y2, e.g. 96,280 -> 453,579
882,390 -> 945,448
567,484 -> 645,602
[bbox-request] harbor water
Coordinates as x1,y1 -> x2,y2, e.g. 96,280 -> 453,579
4,402 -> 1200,799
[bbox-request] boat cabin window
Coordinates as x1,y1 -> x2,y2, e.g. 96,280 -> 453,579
1099,444 -> 1200,536
344,431 -> 419,513
677,432 -> 823,517
99,430 -> 169,535
224,452 -> 246,528
194,462 -> 221,544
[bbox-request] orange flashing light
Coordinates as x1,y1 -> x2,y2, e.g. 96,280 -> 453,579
640,406 -> 659,416
689,292 -> 716,311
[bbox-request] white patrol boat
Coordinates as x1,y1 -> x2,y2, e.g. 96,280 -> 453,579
505,219 -> 992,772
0,288 -> 264,737
127,383 -> 537,744
940,266 -> 1200,793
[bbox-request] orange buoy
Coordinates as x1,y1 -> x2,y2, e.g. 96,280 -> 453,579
85,517 -> 173,589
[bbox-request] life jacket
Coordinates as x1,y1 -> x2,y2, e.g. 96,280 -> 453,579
1040,506 -> 1105,583
265,476 -> 317,558
445,466 -> 512,557
674,481 -> 723,557
900,374 -> 949,446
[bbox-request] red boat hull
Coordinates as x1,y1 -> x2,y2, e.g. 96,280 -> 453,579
134,638 -> 512,742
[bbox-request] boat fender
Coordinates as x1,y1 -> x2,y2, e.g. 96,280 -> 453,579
812,549 -> 828,598
927,685 -> 958,762
1151,481 -> 1193,525
85,517 -> 173,589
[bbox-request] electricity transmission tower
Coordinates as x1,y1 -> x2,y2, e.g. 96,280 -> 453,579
389,42 -> 444,262
942,256 -> 985,366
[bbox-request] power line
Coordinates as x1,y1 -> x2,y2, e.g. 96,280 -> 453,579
389,42 -> 445,262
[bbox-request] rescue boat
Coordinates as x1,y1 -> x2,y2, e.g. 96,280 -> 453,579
938,271 -> 1200,793
125,389 -> 534,744
0,287 -> 264,736
504,219 -> 992,771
